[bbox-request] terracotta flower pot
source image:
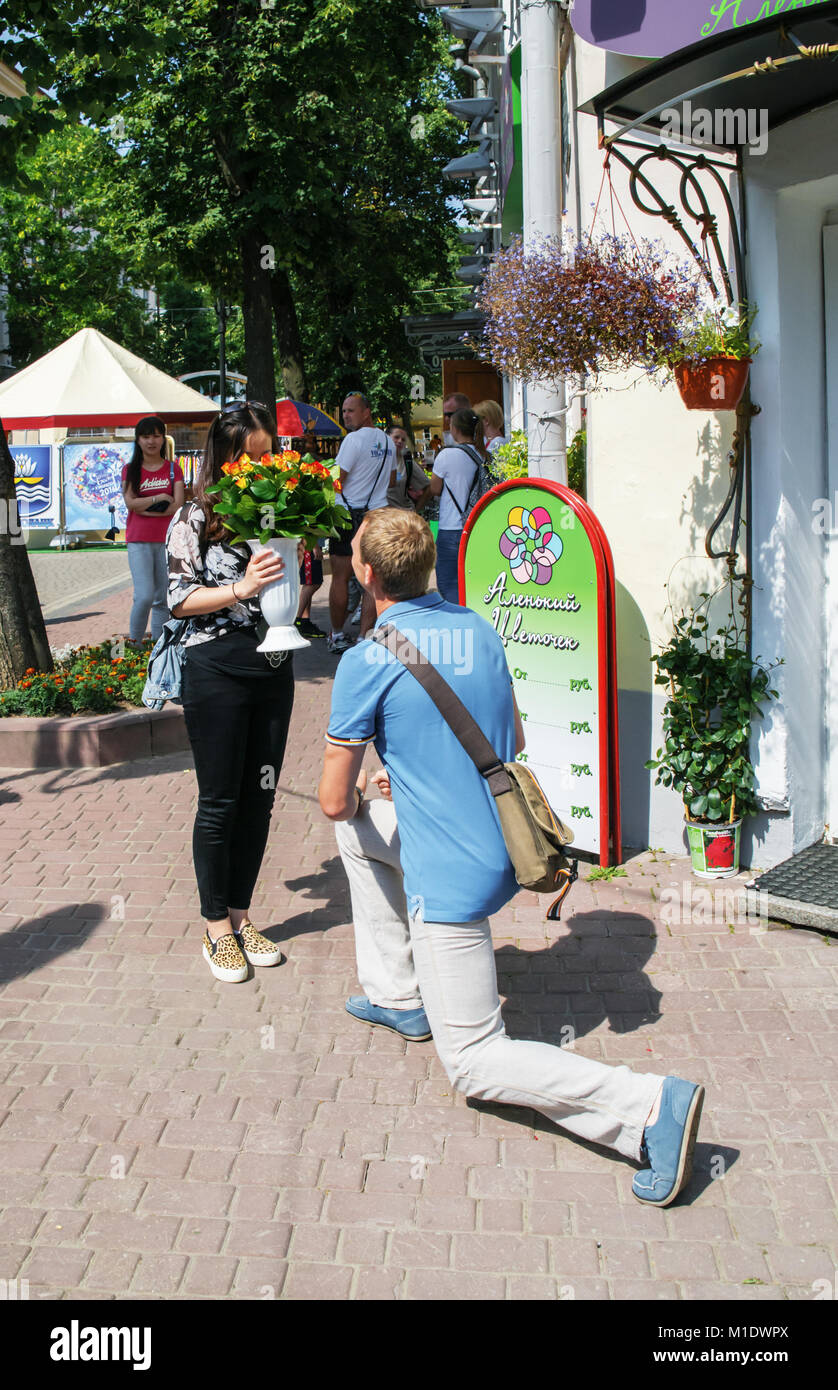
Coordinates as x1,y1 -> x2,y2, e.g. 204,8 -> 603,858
674,357 -> 751,411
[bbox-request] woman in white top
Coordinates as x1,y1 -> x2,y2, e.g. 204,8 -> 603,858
429,407 -> 488,603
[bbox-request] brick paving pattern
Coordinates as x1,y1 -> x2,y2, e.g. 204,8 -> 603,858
0,581 -> 836,1299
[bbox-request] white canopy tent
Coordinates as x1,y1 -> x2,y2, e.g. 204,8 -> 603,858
0,327 -> 218,434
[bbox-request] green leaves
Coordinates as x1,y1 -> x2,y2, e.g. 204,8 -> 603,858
650,585 -> 781,823
1,0 -> 462,406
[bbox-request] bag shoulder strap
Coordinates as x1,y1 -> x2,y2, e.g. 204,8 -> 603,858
440,445 -> 481,520
459,443 -> 485,469
360,436 -> 389,512
372,623 -> 511,797
442,478 -> 468,522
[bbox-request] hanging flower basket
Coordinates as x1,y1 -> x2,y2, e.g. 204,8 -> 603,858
674,357 -> 751,411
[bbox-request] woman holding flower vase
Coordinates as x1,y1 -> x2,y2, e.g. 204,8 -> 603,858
166,403 -> 296,983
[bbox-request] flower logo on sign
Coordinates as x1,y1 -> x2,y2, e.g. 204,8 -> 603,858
499,505 -> 562,586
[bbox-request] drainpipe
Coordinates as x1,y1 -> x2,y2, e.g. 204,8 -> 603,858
521,0 -> 567,482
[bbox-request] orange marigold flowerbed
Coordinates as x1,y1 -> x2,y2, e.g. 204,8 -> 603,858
0,640 -> 152,717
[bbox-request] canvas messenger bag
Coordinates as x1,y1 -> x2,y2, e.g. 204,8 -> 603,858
372,623 -> 578,920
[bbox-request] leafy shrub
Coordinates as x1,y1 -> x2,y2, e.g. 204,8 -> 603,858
489,430 -> 528,482
489,428 -> 586,495
567,428 -> 586,496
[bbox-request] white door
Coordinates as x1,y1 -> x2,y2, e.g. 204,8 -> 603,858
824,224 -> 838,840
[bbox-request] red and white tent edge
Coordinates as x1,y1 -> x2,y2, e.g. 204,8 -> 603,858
0,327 -> 219,429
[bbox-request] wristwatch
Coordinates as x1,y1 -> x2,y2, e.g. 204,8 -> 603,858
355,786 -> 365,816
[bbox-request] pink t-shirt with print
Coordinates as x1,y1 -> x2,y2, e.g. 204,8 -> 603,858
122,461 -> 184,543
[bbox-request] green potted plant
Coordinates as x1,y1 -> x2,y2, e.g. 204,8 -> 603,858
646,592 -> 781,878
665,301 -> 760,411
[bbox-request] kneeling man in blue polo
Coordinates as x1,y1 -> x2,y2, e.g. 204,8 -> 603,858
318,508 -> 705,1207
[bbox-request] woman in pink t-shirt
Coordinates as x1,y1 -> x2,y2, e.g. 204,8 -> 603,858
121,416 -> 185,644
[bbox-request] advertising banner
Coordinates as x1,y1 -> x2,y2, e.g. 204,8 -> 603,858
460,480 -> 620,862
63,442 -> 131,533
10,445 -> 59,529
569,0 -> 834,58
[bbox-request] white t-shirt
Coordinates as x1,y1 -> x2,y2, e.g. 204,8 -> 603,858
487,435 -> 507,455
432,444 -> 482,531
336,427 -> 393,510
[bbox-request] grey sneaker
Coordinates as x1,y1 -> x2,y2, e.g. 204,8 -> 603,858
327,632 -> 354,654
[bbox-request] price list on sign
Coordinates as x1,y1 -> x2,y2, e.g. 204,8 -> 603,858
459,480 -> 621,865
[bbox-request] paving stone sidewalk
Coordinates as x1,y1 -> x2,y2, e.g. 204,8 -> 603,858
0,585 -> 836,1300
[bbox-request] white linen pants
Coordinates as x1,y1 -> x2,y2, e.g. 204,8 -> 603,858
335,799 -> 664,1162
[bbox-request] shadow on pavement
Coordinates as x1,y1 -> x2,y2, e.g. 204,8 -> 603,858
0,751 -> 194,795
497,910 -> 662,1041
0,903 -> 107,985
43,610 -> 107,626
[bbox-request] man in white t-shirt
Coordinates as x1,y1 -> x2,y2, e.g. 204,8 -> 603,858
328,392 -> 396,652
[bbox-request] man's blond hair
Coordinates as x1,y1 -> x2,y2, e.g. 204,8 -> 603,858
359,509 -> 436,601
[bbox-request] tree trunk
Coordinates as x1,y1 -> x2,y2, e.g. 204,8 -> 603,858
325,285 -> 361,400
240,230 -> 276,410
0,418 -> 53,686
270,269 -> 308,402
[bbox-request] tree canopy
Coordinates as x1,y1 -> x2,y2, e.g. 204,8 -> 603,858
1,0 -> 466,412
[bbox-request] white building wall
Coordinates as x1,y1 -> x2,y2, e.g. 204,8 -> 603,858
572,38 -> 741,854
495,20 -> 834,866
744,105 -> 838,863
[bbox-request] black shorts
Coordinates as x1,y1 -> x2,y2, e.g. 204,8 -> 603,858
299,550 -> 324,586
328,508 -> 365,558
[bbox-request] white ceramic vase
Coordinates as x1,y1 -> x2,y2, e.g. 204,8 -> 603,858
246,537 -> 309,651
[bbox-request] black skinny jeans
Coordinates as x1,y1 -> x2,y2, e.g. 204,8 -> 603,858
181,629 -> 295,920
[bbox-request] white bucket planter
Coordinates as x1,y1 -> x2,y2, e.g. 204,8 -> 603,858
246,537 -> 309,652
685,817 -> 742,879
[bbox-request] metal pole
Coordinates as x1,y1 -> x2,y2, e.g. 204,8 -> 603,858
521,0 -> 567,482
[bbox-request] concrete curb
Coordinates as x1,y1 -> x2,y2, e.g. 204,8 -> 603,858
0,705 -> 190,768
743,885 -> 838,937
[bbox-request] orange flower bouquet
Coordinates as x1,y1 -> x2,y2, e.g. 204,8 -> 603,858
205,450 -> 351,550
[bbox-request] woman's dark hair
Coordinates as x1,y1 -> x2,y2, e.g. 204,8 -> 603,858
451,408 -> 479,443
196,403 -> 279,545
125,415 -> 166,495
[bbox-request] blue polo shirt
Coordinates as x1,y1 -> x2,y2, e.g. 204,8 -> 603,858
326,592 -> 518,923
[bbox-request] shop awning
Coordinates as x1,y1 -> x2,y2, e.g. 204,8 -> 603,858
579,2 -> 838,147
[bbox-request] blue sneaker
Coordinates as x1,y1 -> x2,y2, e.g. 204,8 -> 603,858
345,995 -> 432,1042
632,1076 -> 705,1207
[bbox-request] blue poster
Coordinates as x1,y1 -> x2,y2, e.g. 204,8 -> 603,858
11,445 -> 59,529
63,442 -> 131,533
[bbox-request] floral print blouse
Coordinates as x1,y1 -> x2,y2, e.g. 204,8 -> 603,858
166,502 -> 261,647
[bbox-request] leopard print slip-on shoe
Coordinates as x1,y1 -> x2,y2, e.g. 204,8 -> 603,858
202,930 -> 248,983
234,922 -> 283,967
